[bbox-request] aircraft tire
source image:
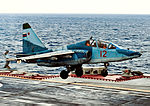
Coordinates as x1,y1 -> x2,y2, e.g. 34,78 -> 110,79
75,66 -> 83,77
101,69 -> 108,77
60,70 -> 69,79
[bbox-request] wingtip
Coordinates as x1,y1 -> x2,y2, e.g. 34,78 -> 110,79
23,23 -> 31,29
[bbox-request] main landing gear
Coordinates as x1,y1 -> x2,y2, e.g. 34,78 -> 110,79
60,70 -> 69,79
60,63 -> 109,79
60,65 -> 83,79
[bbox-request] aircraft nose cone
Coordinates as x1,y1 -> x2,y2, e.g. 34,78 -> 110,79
130,52 -> 142,57
116,49 -> 142,57
138,52 -> 142,57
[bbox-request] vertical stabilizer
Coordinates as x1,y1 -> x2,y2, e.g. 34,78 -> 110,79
22,23 -> 47,53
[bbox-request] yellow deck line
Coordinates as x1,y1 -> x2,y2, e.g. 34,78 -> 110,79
43,79 -> 150,93
0,75 -> 150,93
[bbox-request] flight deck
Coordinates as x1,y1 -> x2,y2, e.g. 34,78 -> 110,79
0,69 -> 150,105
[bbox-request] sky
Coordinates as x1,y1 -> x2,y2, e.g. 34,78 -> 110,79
0,0 -> 150,14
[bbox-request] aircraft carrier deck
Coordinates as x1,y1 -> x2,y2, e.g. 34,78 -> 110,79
0,70 -> 150,106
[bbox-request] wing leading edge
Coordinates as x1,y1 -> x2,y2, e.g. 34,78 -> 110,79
8,50 -> 74,62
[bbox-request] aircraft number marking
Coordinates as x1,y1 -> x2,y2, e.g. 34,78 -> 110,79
100,50 -> 107,57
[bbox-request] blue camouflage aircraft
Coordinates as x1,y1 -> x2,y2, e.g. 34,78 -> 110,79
6,23 -> 142,79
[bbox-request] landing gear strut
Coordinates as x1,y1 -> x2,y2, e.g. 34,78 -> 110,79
60,65 -> 83,79
104,62 -> 109,68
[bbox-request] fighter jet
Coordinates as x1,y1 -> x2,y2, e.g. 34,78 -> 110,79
5,23 -> 142,79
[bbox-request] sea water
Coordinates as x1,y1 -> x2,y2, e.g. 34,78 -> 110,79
0,14 -> 149,74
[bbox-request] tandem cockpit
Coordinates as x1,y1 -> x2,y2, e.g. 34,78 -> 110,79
85,38 -> 118,49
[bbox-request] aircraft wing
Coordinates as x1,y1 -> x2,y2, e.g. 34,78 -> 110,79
12,50 -> 74,61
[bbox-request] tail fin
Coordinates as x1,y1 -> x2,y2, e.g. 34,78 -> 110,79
22,23 -> 48,53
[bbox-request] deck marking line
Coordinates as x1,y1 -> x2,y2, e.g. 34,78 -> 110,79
1,75 -> 150,93
43,79 -> 150,93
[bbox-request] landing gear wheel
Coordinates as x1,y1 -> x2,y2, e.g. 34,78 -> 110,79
75,66 -> 83,77
60,70 -> 69,79
101,69 -> 108,77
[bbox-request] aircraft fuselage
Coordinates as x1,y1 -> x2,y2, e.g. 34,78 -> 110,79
26,39 -> 141,67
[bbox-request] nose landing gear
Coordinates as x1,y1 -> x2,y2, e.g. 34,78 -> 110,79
75,65 -> 83,77
101,62 -> 109,77
101,69 -> 108,77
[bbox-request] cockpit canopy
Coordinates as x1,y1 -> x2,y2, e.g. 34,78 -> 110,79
85,39 -> 117,49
